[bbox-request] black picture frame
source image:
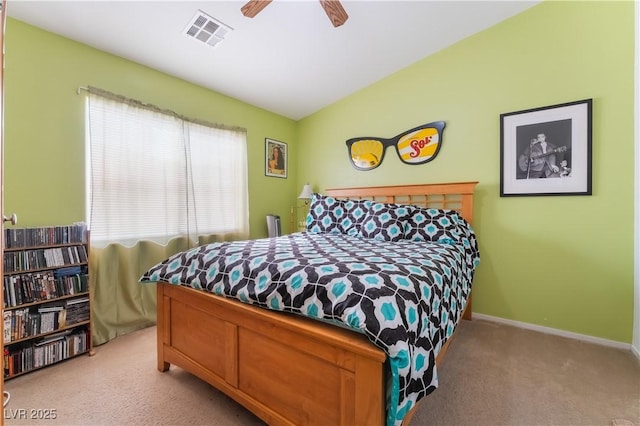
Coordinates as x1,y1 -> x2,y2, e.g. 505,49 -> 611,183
500,99 -> 592,197
265,138 -> 287,178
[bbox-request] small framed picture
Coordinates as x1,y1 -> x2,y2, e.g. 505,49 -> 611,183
265,138 -> 287,178
500,99 -> 592,197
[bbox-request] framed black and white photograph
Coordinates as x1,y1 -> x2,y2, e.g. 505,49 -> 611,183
500,99 -> 592,197
265,138 -> 287,178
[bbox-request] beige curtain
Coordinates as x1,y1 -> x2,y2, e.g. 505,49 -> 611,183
90,233 -> 245,346
85,88 -> 250,346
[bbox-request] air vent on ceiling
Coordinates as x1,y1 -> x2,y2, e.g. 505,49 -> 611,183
184,10 -> 233,48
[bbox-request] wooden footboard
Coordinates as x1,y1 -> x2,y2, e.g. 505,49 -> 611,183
157,282 -> 471,426
157,282 -> 387,426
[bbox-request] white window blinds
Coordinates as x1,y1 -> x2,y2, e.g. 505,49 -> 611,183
86,91 -> 249,247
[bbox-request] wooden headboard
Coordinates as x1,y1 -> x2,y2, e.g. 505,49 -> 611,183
325,181 -> 479,224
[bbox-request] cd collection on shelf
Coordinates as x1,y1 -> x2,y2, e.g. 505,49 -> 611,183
2,223 -> 92,379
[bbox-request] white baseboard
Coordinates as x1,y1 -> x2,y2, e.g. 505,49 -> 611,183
472,313 -> 637,357
632,344 -> 640,360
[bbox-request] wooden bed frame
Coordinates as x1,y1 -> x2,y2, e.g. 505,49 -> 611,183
156,181 -> 479,426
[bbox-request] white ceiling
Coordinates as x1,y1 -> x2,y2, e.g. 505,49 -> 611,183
6,0 -> 540,120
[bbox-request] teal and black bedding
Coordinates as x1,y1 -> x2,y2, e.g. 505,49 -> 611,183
140,198 -> 480,426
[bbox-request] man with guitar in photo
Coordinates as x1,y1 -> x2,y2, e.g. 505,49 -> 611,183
518,132 -> 567,179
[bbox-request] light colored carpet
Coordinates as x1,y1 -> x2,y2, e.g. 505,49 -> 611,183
4,319 -> 639,425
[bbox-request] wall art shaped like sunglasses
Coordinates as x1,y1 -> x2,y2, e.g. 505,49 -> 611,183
346,121 -> 446,171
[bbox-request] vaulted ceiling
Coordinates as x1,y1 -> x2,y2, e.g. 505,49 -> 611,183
7,1 -> 540,120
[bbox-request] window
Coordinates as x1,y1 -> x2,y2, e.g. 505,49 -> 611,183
85,90 -> 249,247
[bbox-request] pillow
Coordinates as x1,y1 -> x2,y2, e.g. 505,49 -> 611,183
405,207 -> 462,244
305,193 -> 345,234
455,215 -> 481,262
359,202 -> 414,242
339,199 -> 373,236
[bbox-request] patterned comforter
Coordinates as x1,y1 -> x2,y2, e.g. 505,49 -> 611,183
140,231 -> 480,426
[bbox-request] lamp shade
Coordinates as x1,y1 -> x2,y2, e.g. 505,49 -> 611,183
297,184 -> 313,200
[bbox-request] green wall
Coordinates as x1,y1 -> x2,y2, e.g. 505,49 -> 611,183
4,1 -> 635,344
4,18 -> 299,239
297,1 -> 635,343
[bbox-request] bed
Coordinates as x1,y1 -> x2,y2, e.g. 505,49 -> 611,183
140,181 -> 479,426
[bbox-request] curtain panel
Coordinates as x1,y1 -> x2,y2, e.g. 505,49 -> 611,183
85,89 -> 249,345
90,233 -> 245,345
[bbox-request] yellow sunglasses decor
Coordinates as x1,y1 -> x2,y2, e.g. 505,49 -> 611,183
346,121 -> 446,171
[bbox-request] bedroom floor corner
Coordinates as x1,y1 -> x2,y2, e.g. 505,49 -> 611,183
3,320 -> 639,426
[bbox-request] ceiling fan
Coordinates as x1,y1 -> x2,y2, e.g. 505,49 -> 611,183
241,0 -> 349,28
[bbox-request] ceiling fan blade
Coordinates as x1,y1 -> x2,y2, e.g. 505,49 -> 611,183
241,0 -> 273,18
319,0 -> 349,27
